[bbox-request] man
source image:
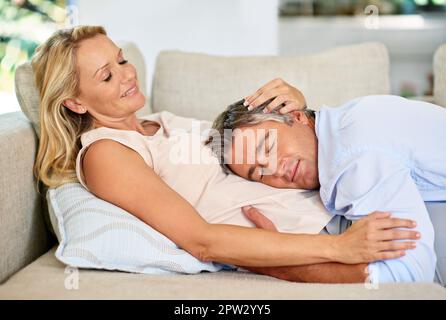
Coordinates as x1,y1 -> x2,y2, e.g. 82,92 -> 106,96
208,79 -> 446,284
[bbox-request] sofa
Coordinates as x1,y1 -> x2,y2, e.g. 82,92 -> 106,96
0,42 -> 445,300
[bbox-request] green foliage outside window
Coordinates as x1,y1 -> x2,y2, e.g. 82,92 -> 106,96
0,0 -> 67,92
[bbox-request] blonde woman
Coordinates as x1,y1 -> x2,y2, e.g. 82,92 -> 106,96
32,26 -> 419,283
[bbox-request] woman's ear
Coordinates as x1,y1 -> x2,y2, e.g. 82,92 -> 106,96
63,99 -> 87,114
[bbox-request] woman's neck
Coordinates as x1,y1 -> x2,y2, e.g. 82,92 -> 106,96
92,114 -> 160,136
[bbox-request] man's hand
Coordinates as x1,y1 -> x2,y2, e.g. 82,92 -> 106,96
243,78 -> 307,114
242,205 -> 277,231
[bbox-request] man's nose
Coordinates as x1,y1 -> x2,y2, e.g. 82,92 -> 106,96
258,155 -> 268,167
272,159 -> 286,178
257,155 -> 276,176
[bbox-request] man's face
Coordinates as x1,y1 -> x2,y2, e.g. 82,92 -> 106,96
227,112 -> 320,190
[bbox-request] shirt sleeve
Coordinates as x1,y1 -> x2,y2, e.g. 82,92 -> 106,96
333,150 -> 436,283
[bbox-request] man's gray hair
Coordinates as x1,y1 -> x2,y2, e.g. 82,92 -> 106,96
206,99 -> 315,173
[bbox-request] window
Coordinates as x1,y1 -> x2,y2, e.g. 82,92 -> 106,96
0,0 -> 72,115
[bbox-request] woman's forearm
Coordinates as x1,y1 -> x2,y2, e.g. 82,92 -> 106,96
198,224 -> 338,267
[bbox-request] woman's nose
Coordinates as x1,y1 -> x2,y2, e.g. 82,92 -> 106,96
121,64 -> 136,83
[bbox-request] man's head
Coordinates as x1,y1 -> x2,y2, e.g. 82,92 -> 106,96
207,99 -> 319,190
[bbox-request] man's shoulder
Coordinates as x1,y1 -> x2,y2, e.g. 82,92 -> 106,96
319,147 -> 407,203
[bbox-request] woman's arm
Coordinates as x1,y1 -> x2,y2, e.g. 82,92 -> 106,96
240,207 -> 367,283
82,139 -> 418,267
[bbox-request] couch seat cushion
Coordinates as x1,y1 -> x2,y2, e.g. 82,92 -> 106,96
0,247 -> 445,300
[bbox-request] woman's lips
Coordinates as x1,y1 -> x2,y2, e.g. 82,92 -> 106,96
121,85 -> 138,98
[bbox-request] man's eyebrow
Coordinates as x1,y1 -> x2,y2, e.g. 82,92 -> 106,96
256,130 -> 270,155
247,130 -> 270,181
93,48 -> 122,78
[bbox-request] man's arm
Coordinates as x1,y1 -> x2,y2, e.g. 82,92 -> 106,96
243,263 -> 367,284
333,151 -> 436,283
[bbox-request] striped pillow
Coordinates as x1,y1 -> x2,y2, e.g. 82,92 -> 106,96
47,183 -> 225,274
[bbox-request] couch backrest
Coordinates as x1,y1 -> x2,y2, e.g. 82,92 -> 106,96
0,112 -> 52,283
152,42 -> 390,121
434,44 -> 446,107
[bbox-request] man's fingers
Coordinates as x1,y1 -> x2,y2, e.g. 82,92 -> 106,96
242,206 -> 277,231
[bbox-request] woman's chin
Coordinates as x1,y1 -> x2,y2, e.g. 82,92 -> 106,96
129,93 -> 146,111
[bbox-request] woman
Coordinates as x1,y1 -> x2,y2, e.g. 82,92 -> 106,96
32,26 -> 418,283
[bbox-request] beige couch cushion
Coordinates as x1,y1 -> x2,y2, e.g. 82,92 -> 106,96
0,112 -> 51,284
152,42 -> 390,121
0,247 -> 445,300
14,42 -> 151,139
434,44 -> 446,107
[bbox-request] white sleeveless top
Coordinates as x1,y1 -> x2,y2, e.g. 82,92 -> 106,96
76,111 -> 332,234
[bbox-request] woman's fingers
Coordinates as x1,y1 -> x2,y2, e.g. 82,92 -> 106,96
263,95 -> 289,112
244,78 -> 307,114
376,251 -> 406,261
279,102 -> 300,114
367,211 -> 391,219
378,240 -> 417,251
242,205 -> 278,232
376,217 -> 417,230
248,87 -> 289,110
244,78 -> 283,106
374,229 -> 420,242
334,210 -> 421,264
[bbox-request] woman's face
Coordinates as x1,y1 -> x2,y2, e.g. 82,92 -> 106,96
70,34 -> 145,122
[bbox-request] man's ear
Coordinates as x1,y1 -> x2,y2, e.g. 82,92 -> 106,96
289,110 -> 310,125
63,98 -> 87,114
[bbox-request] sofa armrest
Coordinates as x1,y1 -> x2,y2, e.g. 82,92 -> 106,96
0,112 -> 52,283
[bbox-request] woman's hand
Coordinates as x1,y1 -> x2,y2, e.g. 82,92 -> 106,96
333,211 -> 419,264
242,206 -> 420,265
243,78 -> 307,114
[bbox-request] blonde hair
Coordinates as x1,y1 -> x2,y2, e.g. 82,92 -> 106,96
32,25 -> 106,193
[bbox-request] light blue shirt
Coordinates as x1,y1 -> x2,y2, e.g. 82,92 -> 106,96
316,95 -> 446,283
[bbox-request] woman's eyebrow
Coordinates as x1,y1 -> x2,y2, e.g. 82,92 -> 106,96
93,48 -> 123,78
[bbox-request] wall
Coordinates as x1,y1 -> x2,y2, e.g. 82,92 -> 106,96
77,0 -> 279,99
279,15 -> 446,97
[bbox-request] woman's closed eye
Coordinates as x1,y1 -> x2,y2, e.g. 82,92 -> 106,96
103,59 -> 129,82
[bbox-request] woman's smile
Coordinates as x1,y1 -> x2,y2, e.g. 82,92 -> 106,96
121,84 -> 138,98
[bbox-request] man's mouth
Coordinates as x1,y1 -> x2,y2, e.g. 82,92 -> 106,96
291,160 -> 300,182
121,85 -> 138,98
